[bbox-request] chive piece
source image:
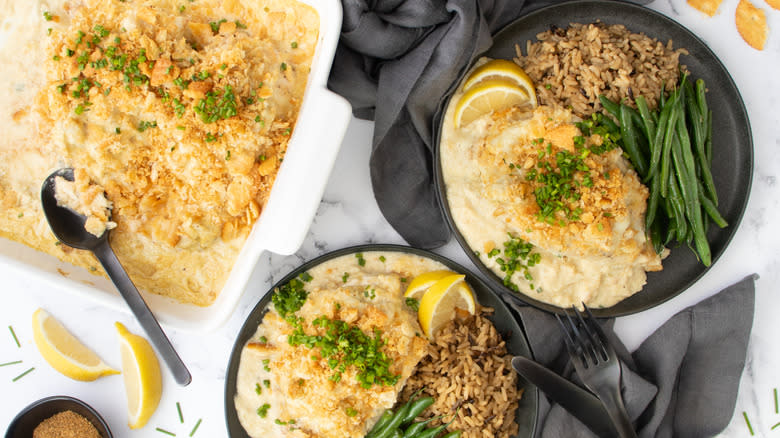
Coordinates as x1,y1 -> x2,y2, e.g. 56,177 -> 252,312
263,379 -> 270,388
0,360 -> 22,367
291,41 -> 298,49
156,427 -> 176,436
43,11 -> 54,21
189,418 -> 202,437
255,383 -> 262,395
379,255 -> 386,262
772,422 -> 780,430
12,367 -> 35,382
177,402 -> 184,423
9,326 -> 20,348
775,388 -> 778,414
743,411 -> 754,436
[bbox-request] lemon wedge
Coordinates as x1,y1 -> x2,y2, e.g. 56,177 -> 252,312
417,274 -> 476,339
32,308 -> 119,381
462,59 -> 538,106
116,322 -> 162,429
404,270 -> 458,300
453,78 -> 532,128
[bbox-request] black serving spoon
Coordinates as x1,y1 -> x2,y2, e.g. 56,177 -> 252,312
41,168 -> 191,386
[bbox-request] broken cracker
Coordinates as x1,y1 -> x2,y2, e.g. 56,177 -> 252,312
765,0 -> 780,10
688,0 -> 724,16
736,0 -> 768,50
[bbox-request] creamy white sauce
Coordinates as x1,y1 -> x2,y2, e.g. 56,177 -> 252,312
440,71 -> 663,308
235,251 -> 446,438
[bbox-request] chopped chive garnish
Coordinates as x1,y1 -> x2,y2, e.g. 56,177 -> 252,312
772,422 -> 780,430
263,379 -> 270,388
156,427 -> 176,436
0,360 -> 22,367
775,388 -> 778,414
177,402 -> 184,423
189,418 -> 202,436
9,326 -> 20,348
379,255 -> 386,262
743,411 -> 754,436
291,41 -> 298,49
255,383 -> 262,395
12,367 -> 35,382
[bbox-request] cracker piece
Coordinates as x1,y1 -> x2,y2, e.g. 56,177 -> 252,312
736,0 -> 768,50
765,0 -> 780,10
688,0 -> 724,16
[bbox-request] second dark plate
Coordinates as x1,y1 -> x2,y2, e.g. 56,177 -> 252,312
434,0 -> 753,317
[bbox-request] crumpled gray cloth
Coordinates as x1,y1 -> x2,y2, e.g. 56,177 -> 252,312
502,274 -> 757,438
327,0 -> 647,248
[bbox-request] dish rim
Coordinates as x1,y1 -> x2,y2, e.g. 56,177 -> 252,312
222,243 -> 539,438
432,0 -> 754,317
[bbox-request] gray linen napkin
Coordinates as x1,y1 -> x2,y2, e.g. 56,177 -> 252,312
327,0 -> 648,248
502,274 -> 757,438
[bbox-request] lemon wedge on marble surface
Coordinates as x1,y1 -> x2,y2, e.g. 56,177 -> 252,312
463,58 -> 537,105
32,308 -> 119,381
454,78 -> 532,128
417,274 -> 476,339
116,322 -> 162,429
404,270 -> 457,300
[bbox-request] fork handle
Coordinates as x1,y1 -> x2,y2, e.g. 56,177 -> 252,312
600,386 -> 637,438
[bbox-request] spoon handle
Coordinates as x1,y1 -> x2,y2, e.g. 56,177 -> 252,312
93,241 -> 192,386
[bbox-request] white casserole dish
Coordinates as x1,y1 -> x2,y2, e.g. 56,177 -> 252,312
0,0 -> 351,332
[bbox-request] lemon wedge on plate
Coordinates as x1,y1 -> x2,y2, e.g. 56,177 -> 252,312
463,58 -> 538,105
32,308 -> 119,381
453,78 -> 532,128
417,274 -> 476,339
116,322 -> 162,429
404,270 -> 458,300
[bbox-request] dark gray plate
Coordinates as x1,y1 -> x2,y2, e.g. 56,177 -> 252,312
224,244 -> 537,437
434,0 -> 753,317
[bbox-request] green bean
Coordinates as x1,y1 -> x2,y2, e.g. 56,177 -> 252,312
620,104 -> 648,177
440,432 -> 463,438
415,424 -> 449,438
367,411 -> 394,438
672,125 -> 711,266
684,83 -> 717,204
645,172 -> 661,231
599,95 -> 620,119
647,92 -> 674,181
402,418 -> 438,438
635,96 -> 656,146
598,112 -> 620,133
401,397 -> 434,425
390,430 -> 402,438
373,404 -> 411,438
699,183 -> 728,228
650,216 -> 665,254
696,79 -> 708,122
705,110 -> 713,167
668,175 -> 687,242
659,94 -> 680,196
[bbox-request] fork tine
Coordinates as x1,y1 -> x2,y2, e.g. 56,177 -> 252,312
582,303 -> 611,361
556,314 -> 582,363
566,308 -> 597,365
573,305 -> 606,363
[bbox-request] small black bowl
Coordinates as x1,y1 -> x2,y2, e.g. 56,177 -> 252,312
5,396 -> 113,438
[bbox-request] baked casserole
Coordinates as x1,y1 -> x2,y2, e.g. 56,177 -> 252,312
0,0 -> 319,305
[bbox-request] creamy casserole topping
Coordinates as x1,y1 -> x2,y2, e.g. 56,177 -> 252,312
440,99 -> 663,308
235,252 -> 436,438
0,0 -> 318,305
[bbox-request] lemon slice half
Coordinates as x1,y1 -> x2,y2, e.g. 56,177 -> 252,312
463,59 -> 538,106
32,308 -> 119,381
417,274 -> 476,339
453,78 -> 531,128
403,270 -> 458,300
116,322 -> 162,429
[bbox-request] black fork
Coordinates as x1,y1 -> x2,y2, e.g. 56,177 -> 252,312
557,305 -> 637,438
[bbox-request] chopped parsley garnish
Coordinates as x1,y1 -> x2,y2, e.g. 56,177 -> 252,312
271,276 -> 309,319
209,19 -> 227,33
256,403 -> 270,418
287,316 -> 400,389
137,120 -> 158,132
487,234 -> 541,291
194,85 -> 237,123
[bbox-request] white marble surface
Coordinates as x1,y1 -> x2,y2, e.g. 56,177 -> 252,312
2,0 -> 779,436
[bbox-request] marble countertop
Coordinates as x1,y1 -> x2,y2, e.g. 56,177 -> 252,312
2,0 -> 779,436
